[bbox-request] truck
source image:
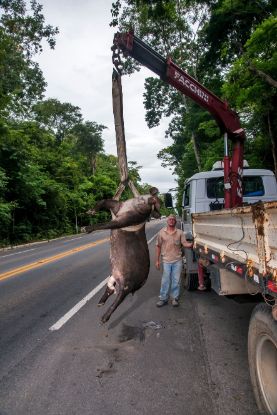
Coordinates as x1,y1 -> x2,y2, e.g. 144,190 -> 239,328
182,159 -> 277,223
183,164 -> 277,415
112,31 -> 277,415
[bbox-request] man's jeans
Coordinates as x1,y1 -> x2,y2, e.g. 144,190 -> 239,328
159,260 -> 183,301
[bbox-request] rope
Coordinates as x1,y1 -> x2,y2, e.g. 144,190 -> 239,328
112,69 -> 140,200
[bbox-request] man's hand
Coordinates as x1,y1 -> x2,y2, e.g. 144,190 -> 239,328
184,241 -> 193,249
155,260 -> 160,270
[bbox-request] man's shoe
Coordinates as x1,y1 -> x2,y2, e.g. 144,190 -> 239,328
156,300 -> 168,307
172,299 -> 179,307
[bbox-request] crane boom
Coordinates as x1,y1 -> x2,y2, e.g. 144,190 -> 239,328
112,31 -> 245,208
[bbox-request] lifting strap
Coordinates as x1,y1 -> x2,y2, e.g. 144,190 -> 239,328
112,69 -> 140,201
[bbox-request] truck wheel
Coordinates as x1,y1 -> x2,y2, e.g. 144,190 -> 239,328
185,272 -> 199,291
248,303 -> 277,415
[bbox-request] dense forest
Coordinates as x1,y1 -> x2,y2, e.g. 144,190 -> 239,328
0,0 -> 276,246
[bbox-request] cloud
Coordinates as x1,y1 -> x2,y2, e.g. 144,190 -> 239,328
37,0 -> 177,193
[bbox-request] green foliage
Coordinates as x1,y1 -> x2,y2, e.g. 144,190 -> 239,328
70,121 -> 105,173
0,0 -> 58,116
112,0 -> 277,214
2,98 -> 110,239
199,0 -> 276,70
32,99 -> 83,141
0,167 -> 12,239
0,113 -> 148,245
222,16 -> 277,174
223,16 -> 277,110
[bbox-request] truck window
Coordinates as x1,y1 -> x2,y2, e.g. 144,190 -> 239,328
207,176 -> 265,198
183,183 -> 191,206
207,177 -> 224,199
243,176 -> 265,196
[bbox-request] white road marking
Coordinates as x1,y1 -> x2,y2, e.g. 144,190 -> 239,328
49,230 -> 160,331
49,277 -> 109,331
147,232 -> 159,245
1,248 -> 37,258
64,236 -> 84,242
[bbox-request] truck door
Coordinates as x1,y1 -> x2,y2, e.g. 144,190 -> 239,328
182,182 -> 192,226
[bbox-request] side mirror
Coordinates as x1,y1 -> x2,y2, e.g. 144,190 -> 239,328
164,193 -> 173,208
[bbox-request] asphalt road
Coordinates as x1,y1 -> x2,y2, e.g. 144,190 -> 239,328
0,220 -> 260,415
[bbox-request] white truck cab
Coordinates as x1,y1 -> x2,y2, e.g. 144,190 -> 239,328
182,161 -> 277,224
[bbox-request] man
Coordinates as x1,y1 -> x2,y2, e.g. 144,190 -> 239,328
155,214 -> 193,307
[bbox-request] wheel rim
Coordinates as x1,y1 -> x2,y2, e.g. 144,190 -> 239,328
256,333 -> 277,414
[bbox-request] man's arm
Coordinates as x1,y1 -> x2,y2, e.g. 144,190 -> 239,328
183,240 -> 193,248
155,245 -> 161,270
181,233 -> 193,248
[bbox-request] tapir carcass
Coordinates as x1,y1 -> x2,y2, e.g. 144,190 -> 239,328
85,188 -> 161,323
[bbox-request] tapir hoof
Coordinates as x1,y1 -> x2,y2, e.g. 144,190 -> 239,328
97,301 -> 105,307
101,314 -> 110,324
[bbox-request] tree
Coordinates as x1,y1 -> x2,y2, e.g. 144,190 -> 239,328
0,0 -> 58,117
33,98 -> 83,142
223,16 -> 277,176
70,121 -> 105,173
0,167 -> 13,242
199,0 -> 276,72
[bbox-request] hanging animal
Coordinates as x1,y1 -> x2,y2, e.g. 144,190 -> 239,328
85,69 -> 162,323
85,188 -> 161,323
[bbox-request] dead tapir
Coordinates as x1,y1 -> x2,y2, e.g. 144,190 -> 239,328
85,188 -> 161,323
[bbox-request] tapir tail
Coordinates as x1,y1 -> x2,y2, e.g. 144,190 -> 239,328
101,284 -> 127,324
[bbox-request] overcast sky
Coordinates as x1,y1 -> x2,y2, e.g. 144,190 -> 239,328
36,0 -> 177,194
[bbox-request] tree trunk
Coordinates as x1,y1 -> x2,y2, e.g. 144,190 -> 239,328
249,62 -> 277,89
90,156 -> 96,175
74,206 -> 78,234
191,131 -> 202,172
268,112 -> 277,179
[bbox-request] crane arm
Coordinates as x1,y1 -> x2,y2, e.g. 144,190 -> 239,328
112,31 -> 245,207
113,32 -> 244,140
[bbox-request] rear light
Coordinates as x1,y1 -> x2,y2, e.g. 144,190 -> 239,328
267,280 -> 277,293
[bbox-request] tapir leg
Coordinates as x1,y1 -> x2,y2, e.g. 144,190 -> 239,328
98,276 -> 116,306
101,285 -> 128,324
88,199 -> 121,215
98,286 -> 114,306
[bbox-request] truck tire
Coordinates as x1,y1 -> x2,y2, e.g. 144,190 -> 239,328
185,272 -> 199,291
248,303 -> 277,415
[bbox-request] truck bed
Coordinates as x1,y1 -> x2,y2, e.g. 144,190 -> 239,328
192,201 -> 277,297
